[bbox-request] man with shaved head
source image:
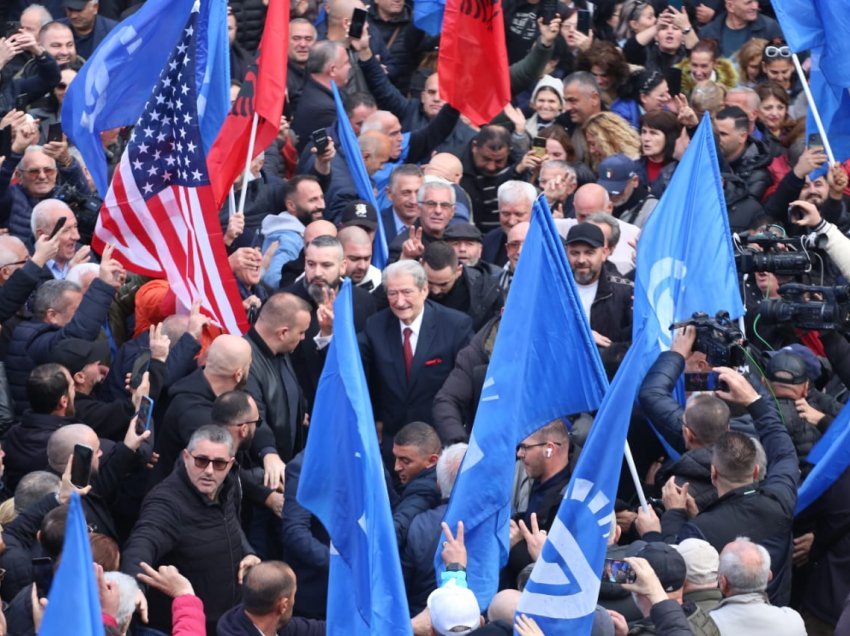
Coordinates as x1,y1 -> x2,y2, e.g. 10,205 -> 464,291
339,225 -> 381,291
153,334 -> 284,490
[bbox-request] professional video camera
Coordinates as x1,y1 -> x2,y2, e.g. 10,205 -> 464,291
670,311 -> 747,367
54,184 -> 103,246
758,283 -> 850,332
732,232 -> 824,276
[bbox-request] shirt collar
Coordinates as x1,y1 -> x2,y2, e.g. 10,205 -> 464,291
400,304 -> 426,337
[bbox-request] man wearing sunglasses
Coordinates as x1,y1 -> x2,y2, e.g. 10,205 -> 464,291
122,425 -> 260,634
698,0 -> 783,59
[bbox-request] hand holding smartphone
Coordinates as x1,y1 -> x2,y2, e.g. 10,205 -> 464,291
70,444 -> 94,488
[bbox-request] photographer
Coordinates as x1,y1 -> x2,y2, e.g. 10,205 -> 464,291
636,366 -> 798,607
789,198 -> 850,280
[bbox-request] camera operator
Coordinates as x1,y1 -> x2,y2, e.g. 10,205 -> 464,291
0,112 -> 92,244
789,198 -> 850,280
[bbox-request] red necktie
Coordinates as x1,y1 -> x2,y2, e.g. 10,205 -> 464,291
403,327 -> 413,379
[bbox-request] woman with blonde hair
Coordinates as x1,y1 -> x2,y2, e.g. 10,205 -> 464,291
583,111 -> 641,172
736,37 -> 768,88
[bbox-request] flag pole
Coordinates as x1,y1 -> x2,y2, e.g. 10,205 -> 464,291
228,186 -> 237,218
792,52 -> 836,164
623,440 -> 650,513
237,112 -> 260,215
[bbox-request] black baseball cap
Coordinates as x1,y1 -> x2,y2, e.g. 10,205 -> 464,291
47,338 -> 111,375
627,541 -> 687,593
340,200 -> 378,231
765,351 -> 809,385
566,223 -> 605,248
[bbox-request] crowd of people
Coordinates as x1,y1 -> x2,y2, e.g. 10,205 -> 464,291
0,0 -> 850,633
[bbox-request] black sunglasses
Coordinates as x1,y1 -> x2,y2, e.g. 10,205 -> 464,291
189,453 -> 231,471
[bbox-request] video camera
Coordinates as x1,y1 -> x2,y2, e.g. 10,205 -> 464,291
758,283 -> 850,332
670,311 -> 747,367
732,232 -> 824,276
54,184 -> 103,246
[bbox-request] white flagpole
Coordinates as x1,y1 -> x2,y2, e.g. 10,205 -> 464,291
624,441 -> 650,514
228,186 -> 237,218
237,112 -> 260,215
792,52 -> 836,164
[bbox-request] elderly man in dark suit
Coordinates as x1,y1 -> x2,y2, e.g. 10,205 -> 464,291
359,260 -> 473,462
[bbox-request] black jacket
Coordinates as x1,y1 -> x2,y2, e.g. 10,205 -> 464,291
292,78 -> 337,153
228,0 -> 267,52
217,604 -> 326,636
401,502 -> 446,614
0,260 -> 49,324
6,278 -> 116,416
432,316 -> 498,444
722,172 -> 763,234
650,397 -> 799,606
482,228 -> 508,267
460,145 -> 524,233
280,452 -> 330,619
122,460 -> 254,634
393,465 -> 441,549
728,137 -> 773,202
0,51 -> 59,114
2,412 -> 77,491
590,272 -> 633,345
430,266 -> 503,333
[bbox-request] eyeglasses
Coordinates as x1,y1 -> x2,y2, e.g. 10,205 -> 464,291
188,453 -> 232,471
230,417 -> 262,428
517,441 -> 562,453
764,45 -> 791,59
506,240 -> 524,249
0,259 -> 27,268
22,167 -> 57,177
419,200 -> 454,210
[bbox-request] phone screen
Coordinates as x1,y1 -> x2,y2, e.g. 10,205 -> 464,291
576,10 -> 591,35
348,8 -> 367,39
135,396 -> 154,435
603,558 -> 636,584
684,372 -> 724,392
70,444 -> 93,488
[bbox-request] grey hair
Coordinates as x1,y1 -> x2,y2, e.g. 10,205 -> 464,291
417,180 -> 455,204
382,259 -> 427,290
103,572 -> 141,629
540,159 -> 576,179
305,40 -> 344,75
0,235 -> 27,268
30,198 -> 72,237
187,424 -> 235,456
14,471 -> 60,513
307,234 -> 344,260
66,263 -> 99,287
587,212 -> 621,249
436,443 -> 467,499
564,71 -> 600,95
753,438 -> 767,482
726,86 -> 761,111
497,180 -> 537,208
32,279 -> 81,320
22,4 -> 53,29
17,145 -> 51,171
719,537 -> 771,595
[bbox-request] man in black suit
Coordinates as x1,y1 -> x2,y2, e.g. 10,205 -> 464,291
359,260 -> 473,462
482,180 -> 535,268
380,164 -> 423,244
284,235 -> 376,408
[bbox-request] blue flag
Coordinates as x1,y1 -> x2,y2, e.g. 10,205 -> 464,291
39,492 -> 104,636
438,196 -> 609,609
807,50 -> 850,171
62,0 -> 230,196
195,0 -> 231,151
796,401 -> 850,514
296,279 -> 410,635
772,0 -> 850,87
413,0 -> 445,36
517,114 -> 743,634
331,82 -> 389,269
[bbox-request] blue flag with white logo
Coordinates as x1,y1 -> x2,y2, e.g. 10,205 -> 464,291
796,400 -> 850,514
517,114 -> 743,634
772,0 -> 850,88
39,492 -> 104,636
297,280 -> 410,634
331,82 -> 389,269
62,0 -> 229,196
438,196 -> 609,609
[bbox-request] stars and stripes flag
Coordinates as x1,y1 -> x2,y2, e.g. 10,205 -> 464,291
92,2 -> 248,334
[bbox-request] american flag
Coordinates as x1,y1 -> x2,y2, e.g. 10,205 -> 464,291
93,4 -> 248,334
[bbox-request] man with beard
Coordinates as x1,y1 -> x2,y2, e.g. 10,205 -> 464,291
151,335 -> 287,492
565,223 -> 633,350
284,235 -> 376,407
339,225 -> 382,293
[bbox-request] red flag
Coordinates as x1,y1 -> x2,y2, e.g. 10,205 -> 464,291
438,0 -> 511,126
207,0 -> 289,207
93,8 -> 248,335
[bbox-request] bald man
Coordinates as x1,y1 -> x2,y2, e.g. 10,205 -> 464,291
359,130 -> 393,176
152,335 -> 283,488
339,225 -> 381,291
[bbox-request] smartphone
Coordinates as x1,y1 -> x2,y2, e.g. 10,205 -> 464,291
47,122 -> 64,143
70,444 -> 94,488
4,22 -> 21,38
48,216 -> 67,240
603,558 -> 637,584
666,67 -> 683,97
667,0 -> 683,10
576,9 -> 592,35
135,395 -> 154,435
32,557 -> 53,599
14,94 -> 27,112
311,128 -> 329,154
532,136 -> 547,158
0,127 -> 10,157
539,0 -> 557,25
807,132 -> 824,153
684,371 -> 727,392
130,349 -> 151,390
348,7 -> 367,39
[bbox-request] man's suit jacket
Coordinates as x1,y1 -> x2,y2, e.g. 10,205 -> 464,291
360,301 -> 473,442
